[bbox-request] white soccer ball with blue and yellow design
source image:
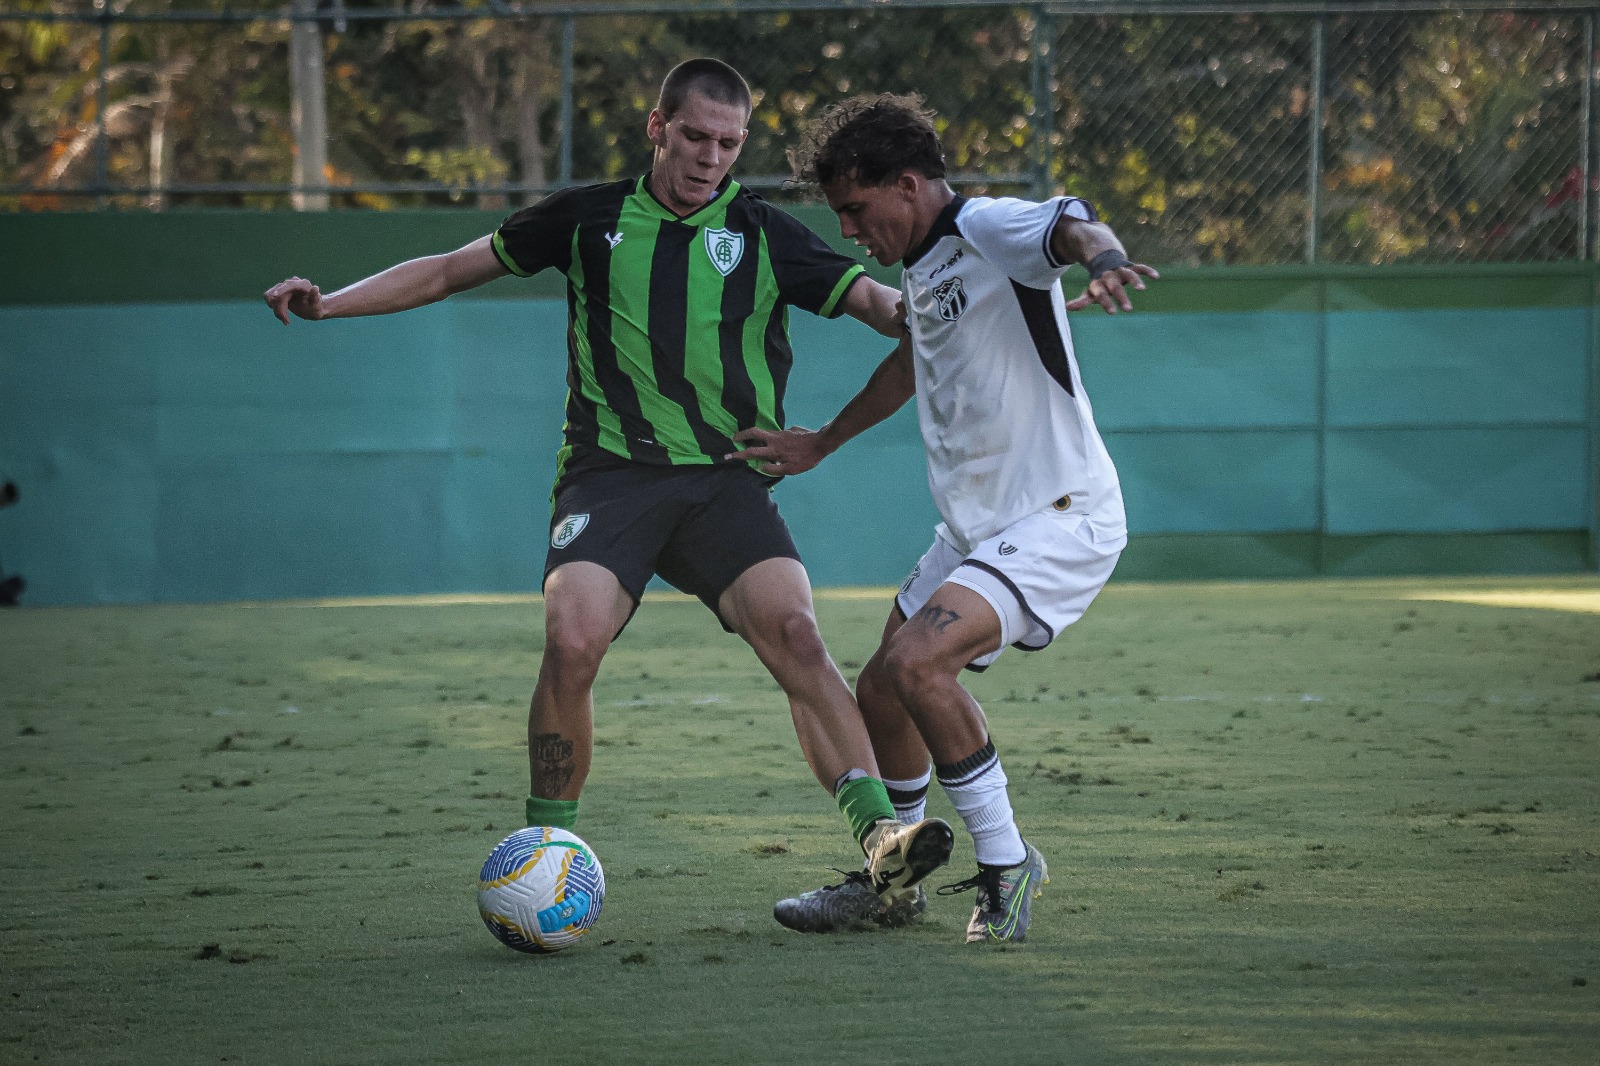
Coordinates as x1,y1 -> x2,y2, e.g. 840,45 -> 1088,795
477,826 -> 606,953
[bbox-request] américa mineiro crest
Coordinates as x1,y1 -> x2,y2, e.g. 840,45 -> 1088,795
551,513 -> 589,549
704,227 -> 744,277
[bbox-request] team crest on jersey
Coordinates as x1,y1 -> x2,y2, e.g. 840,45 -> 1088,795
933,277 -> 968,321
551,513 -> 589,549
704,227 -> 744,277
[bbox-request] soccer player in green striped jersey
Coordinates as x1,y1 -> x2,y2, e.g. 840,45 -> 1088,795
264,59 -> 953,925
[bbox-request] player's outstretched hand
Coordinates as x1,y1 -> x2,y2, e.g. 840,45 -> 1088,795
264,276 -> 327,325
1065,262 -> 1160,315
726,426 -> 827,477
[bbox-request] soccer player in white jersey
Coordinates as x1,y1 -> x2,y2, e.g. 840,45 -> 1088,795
731,94 -> 1157,943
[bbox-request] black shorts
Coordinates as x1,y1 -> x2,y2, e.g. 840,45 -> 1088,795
543,460 -> 802,630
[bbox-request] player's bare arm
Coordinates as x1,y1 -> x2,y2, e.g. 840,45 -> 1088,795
264,235 -> 509,325
837,275 -> 906,338
727,334 -> 914,476
1051,216 -> 1160,315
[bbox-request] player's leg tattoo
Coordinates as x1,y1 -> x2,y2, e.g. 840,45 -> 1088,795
530,732 -> 577,796
910,601 -> 961,633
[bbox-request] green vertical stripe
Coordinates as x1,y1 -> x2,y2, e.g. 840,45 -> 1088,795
742,229 -> 784,432
549,442 -> 575,511
640,219 -> 722,458
566,226 -> 627,456
685,225 -> 735,437
610,208 -> 699,456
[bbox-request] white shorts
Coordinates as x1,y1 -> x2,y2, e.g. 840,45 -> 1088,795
895,508 -> 1126,671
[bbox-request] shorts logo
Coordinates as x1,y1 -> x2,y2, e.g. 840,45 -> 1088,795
705,227 -> 744,277
998,542 -> 1018,556
933,277 -> 968,321
900,563 -> 921,595
551,513 -> 590,549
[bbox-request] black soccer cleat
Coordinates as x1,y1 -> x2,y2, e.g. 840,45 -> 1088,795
773,871 -> 888,933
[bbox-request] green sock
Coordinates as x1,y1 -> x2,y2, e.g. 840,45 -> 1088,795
525,795 -> 579,830
835,775 -> 896,846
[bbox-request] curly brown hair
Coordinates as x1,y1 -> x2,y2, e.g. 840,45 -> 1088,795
788,93 -> 946,188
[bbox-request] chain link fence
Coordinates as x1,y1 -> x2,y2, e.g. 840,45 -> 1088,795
3,1 -> 1598,264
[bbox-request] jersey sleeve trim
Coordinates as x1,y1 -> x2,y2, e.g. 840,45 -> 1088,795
818,263 -> 868,318
1042,197 -> 1099,270
491,230 -> 533,278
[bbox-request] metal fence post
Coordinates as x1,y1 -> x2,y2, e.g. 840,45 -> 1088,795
1590,10 -> 1600,568
1585,12 -> 1595,261
1307,15 -> 1325,265
1309,17 -> 1330,569
290,0 -> 330,210
558,15 -> 576,188
94,0 -> 110,209
1030,4 -> 1054,201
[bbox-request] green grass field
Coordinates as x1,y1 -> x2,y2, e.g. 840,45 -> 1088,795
3,576 -> 1598,1064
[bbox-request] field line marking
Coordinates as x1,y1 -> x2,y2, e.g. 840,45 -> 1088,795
1401,590 -> 1600,614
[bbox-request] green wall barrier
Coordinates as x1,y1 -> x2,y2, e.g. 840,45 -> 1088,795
1,212 -> 1595,604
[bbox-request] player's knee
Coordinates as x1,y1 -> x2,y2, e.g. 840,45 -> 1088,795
539,626 -> 608,688
757,608 -> 831,670
881,640 -> 933,700
856,657 -> 892,707
881,635 -> 960,705
856,658 -> 904,726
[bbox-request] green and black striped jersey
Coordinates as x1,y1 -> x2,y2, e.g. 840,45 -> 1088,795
492,173 -> 866,471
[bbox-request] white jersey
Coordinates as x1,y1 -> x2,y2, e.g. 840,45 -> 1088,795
900,194 -> 1126,554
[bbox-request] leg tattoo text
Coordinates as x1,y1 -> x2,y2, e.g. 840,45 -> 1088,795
530,732 -> 577,795
911,602 -> 962,633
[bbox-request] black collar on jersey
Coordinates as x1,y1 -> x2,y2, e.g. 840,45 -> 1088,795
904,194 -> 967,268
641,170 -> 733,222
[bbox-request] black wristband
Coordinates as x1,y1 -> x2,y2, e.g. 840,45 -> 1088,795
1086,249 -> 1132,279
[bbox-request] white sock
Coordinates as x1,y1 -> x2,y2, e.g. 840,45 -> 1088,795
936,741 -> 1026,867
882,768 -> 931,825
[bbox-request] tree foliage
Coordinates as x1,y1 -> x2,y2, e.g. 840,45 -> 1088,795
0,2 -> 1589,263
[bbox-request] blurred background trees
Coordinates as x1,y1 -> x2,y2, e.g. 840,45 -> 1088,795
1,1 -> 1591,264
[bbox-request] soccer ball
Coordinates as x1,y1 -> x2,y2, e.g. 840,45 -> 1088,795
477,826 -> 606,954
